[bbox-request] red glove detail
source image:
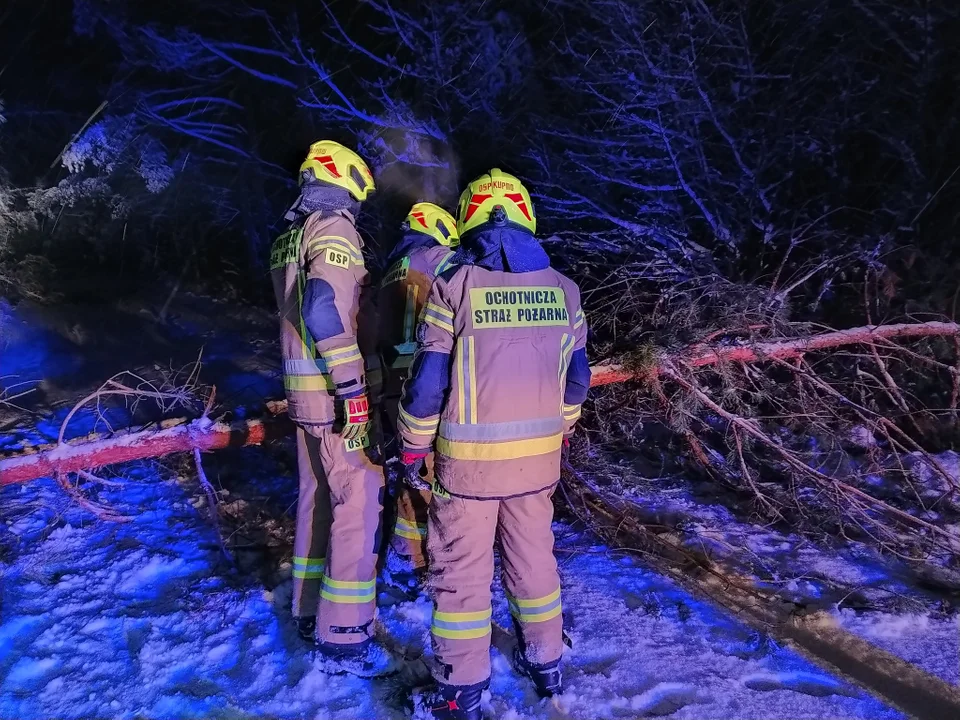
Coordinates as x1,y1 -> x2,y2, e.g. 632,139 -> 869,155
401,450 -> 429,465
563,437 -> 570,449
345,395 -> 370,425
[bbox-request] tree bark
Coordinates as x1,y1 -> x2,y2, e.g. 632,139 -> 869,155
3,320 -> 958,485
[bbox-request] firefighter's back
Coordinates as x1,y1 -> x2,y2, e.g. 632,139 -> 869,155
425,262 -> 583,499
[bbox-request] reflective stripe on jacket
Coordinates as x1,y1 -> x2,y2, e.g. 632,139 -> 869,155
398,264 -> 588,498
379,244 -> 456,371
270,210 -> 380,424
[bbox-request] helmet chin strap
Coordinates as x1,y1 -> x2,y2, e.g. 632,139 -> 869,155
490,205 -> 508,226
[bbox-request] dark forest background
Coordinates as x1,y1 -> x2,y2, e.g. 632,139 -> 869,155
4,0 -> 960,563
1,0 -> 957,326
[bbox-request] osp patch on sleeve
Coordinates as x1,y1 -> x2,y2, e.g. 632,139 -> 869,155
469,286 -> 568,328
325,247 -> 352,269
343,434 -> 371,452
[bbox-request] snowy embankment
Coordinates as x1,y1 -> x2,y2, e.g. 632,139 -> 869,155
0,453 -> 902,720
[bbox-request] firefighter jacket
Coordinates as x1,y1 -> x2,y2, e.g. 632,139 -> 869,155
397,228 -> 590,499
270,209 -> 381,426
378,233 -> 457,374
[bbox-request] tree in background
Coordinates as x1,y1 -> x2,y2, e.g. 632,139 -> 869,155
532,0 -> 960,336
3,0 -> 960,563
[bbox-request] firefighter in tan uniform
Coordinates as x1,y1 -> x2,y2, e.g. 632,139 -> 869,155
270,140 -> 388,674
399,170 -> 591,718
378,203 -> 459,582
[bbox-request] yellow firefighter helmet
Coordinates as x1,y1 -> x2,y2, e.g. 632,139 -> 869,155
404,202 -> 460,247
456,168 -> 536,237
299,140 -> 376,201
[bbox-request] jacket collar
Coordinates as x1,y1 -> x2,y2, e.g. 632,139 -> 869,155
386,231 -> 438,266
283,181 -> 359,223
452,226 -> 550,273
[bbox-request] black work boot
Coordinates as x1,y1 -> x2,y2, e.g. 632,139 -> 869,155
315,638 -> 398,678
514,647 -> 563,698
295,616 -> 317,644
420,682 -> 485,720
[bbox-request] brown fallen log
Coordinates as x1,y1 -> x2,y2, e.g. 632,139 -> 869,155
3,320 -> 959,485
1,415 -> 293,486
590,320 -> 960,385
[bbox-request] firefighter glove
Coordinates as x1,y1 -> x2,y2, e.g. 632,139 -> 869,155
337,394 -> 371,440
400,449 -> 430,491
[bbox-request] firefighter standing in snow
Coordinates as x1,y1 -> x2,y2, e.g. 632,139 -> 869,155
378,203 -> 459,574
398,169 -> 591,718
269,141 -> 385,661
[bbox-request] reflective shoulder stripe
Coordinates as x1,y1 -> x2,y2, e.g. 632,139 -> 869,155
306,234 -> 362,258
433,250 -> 456,277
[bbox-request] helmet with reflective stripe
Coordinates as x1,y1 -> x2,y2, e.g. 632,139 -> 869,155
299,140 -> 376,201
404,202 -> 460,247
456,168 -> 536,237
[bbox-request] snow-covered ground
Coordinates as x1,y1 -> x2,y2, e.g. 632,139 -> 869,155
1,295 -> 952,719
0,457 -> 903,720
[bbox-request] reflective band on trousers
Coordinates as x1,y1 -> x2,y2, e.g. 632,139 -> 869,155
436,433 -> 563,461
320,575 -> 376,604
292,556 -> 326,579
431,608 -> 492,640
394,517 -> 427,540
508,587 -> 562,623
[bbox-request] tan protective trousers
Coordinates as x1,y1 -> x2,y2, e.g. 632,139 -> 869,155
428,486 -> 564,687
383,391 -> 432,569
291,423 -> 385,648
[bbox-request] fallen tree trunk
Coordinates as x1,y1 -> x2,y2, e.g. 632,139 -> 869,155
3,320 -> 959,485
1,415 -> 293,486
591,320 -> 960,385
